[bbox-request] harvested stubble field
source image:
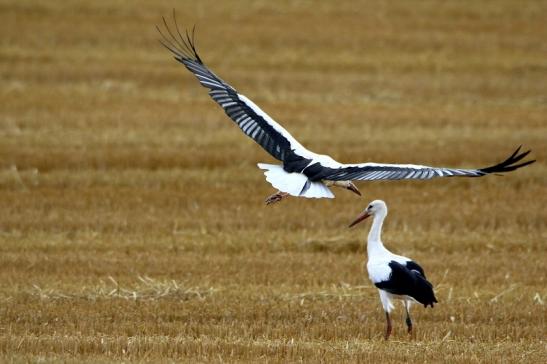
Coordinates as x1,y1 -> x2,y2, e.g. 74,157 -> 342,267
1,0 -> 546,362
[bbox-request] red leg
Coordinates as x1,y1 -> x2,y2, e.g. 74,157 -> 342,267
385,311 -> 392,340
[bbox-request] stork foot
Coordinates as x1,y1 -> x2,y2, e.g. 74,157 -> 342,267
346,182 -> 362,196
324,180 -> 362,197
265,191 -> 289,205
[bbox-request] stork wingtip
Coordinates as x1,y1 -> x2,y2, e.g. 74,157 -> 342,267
479,145 -> 535,175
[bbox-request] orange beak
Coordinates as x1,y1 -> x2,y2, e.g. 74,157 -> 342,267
348,211 -> 371,228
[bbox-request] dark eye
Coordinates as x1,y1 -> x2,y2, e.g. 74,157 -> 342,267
368,205 -> 373,209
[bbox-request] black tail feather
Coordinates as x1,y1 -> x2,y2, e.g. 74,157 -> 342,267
424,295 -> 438,308
479,146 -> 535,174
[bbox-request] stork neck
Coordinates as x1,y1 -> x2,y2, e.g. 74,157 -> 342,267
367,212 -> 387,256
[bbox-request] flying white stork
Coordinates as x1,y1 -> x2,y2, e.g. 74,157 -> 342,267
157,16 -> 535,204
349,200 -> 437,340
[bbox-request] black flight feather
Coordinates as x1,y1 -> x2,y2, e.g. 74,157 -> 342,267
156,14 -> 310,170
374,261 -> 438,308
157,14 -> 535,185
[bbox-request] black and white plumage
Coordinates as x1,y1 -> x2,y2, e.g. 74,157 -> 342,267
157,16 -> 535,203
349,200 -> 437,340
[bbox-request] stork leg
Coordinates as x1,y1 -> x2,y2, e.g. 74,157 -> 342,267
345,181 -> 362,196
384,311 -> 392,340
324,180 -> 362,196
265,191 -> 289,205
404,301 -> 413,336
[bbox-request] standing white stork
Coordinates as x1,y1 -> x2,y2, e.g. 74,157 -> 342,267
157,15 -> 535,204
349,200 -> 437,340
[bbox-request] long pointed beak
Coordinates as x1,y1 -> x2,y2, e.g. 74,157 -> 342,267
348,211 -> 370,228
347,182 -> 362,196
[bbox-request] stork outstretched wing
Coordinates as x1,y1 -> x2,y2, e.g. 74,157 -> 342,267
158,15 -> 535,185
157,15 -> 317,174
300,146 -> 535,182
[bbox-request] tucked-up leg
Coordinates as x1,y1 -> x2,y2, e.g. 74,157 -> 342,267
345,181 -> 361,196
265,191 -> 289,205
324,180 -> 362,196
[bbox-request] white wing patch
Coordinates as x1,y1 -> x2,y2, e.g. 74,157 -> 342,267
238,95 -> 315,159
367,253 -> 410,284
257,163 -> 334,199
367,261 -> 393,284
300,179 -> 335,199
344,162 -> 431,169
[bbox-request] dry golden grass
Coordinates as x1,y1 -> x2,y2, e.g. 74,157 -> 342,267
1,0 -> 546,362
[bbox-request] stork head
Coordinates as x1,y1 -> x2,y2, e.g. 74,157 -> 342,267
348,200 -> 387,228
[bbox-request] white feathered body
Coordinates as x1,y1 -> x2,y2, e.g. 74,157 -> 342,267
365,205 -> 417,313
